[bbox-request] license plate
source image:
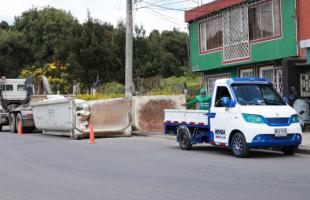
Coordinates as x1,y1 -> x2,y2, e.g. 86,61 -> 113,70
275,128 -> 287,137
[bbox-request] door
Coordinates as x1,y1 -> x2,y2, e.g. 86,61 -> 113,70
210,85 -> 236,144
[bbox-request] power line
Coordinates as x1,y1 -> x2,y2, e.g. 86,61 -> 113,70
138,0 -> 215,13
151,0 -> 193,7
143,7 -> 185,25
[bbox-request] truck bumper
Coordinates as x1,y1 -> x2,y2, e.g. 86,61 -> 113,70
248,133 -> 302,148
241,123 -> 302,148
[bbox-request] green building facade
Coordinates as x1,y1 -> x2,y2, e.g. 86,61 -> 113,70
186,0 -> 298,95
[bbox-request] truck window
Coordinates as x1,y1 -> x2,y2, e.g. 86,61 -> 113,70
17,84 -> 26,91
232,84 -> 286,106
215,86 -> 232,107
5,84 -> 13,91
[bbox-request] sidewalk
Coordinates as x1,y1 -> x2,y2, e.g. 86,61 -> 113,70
300,132 -> 310,153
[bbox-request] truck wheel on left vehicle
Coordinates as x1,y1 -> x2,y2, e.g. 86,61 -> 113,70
178,128 -> 192,150
9,113 -> 17,133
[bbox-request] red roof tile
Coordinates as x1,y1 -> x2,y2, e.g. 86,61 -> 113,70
185,0 -> 247,22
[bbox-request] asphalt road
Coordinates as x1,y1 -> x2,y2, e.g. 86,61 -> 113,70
1,130 -> 310,200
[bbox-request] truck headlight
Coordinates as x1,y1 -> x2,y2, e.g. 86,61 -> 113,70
290,115 -> 299,123
242,114 -> 265,124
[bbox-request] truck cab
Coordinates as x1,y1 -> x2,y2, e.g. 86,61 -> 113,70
0,78 -> 28,103
164,78 -> 302,157
0,77 -> 35,132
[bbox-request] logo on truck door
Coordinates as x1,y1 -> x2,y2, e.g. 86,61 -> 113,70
215,129 -> 226,139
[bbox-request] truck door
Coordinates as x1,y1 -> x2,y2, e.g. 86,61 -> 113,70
210,85 -> 236,144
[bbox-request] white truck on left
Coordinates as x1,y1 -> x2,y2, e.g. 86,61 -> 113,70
0,77 -> 36,132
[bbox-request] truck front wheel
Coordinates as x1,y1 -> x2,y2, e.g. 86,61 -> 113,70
231,132 -> 250,158
178,128 -> 192,150
9,113 -> 17,133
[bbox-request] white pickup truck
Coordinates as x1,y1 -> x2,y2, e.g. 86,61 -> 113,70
164,78 -> 302,157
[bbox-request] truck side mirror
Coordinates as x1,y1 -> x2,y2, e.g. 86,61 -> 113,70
221,97 -> 232,107
283,96 -> 289,103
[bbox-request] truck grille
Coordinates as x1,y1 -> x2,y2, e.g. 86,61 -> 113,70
265,118 -> 289,126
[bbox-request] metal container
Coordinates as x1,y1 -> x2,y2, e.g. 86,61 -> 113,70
31,98 -> 75,136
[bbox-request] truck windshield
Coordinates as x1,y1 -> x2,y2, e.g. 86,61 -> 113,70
231,84 -> 286,106
17,84 -> 26,91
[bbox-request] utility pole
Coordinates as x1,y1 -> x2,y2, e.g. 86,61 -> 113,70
125,0 -> 133,98
125,0 -> 133,136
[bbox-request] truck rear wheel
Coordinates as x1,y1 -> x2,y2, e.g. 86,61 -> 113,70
178,128 -> 192,150
0,125 -> 2,132
9,113 -> 17,133
231,132 -> 249,158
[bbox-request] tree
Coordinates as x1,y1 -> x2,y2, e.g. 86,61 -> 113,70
0,21 -> 9,30
13,7 -> 80,72
0,30 -> 30,77
0,6 -> 190,92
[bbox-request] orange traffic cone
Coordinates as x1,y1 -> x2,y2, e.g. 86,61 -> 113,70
89,123 -> 95,144
18,120 -> 22,136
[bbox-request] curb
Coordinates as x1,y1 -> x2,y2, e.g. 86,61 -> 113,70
297,145 -> 310,154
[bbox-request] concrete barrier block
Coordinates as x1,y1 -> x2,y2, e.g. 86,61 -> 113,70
87,97 -> 131,136
132,95 -> 185,132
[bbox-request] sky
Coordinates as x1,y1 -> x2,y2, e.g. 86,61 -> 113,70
0,0 -> 212,34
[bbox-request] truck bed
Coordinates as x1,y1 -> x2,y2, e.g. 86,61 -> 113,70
164,109 -> 209,126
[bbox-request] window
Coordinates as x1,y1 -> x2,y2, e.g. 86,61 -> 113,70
17,84 -> 26,91
200,16 -> 223,52
215,86 -> 232,107
205,73 -> 231,96
5,84 -> 13,91
249,0 -> 280,41
239,68 -> 255,78
259,66 -> 274,84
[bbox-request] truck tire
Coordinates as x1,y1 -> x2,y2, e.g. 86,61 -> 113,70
9,113 -> 17,133
178,128 -> 192,150
0,125 -> 2,132
16,113 -> 34,133
71,131 -> 83,140
231,132 -> 250,158
282,146 -> 298,155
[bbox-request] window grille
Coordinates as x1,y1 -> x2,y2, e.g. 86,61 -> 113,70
205,73 -> 231,96
300,74 -> 310,97
275,67 -> 283,95
222,3 -> 250,62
